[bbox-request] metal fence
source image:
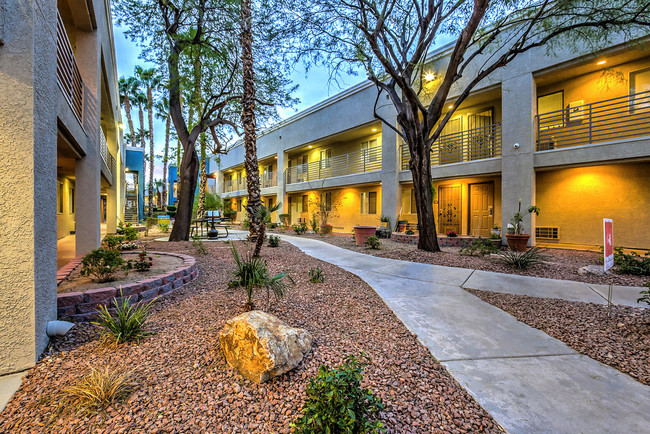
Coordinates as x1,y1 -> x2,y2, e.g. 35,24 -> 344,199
222,177 -> 247,193
536,91 -> 650,150
286,147 -> 382,184
400,123 -> 502,169
261,171 -> 277,188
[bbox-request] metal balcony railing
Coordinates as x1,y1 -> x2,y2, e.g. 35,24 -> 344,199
536,91 -> 650,150
261,171 -> 277,188
56,11 -> 98,142
286,147 -> 382,184
100,128 -> 109,168
222,177 -> 247,194
400,123 -> 502,169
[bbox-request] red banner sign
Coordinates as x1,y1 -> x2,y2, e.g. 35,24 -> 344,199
603,219 -> 614,272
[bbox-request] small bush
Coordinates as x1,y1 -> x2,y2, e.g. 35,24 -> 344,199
125,251 -> 153,272
309,266 -> 325,283
268,235 -> 281,247
158,222 -> 169,233
121,226 -> 139,241
144,217 -> 158,236
118,242 -> 140,251
446,230 -> 457,237
365,235 -> 382,250
242,217 -> 251,229
293,223 -> 308,235
102,235 -> 125,251
320,224 -> 333,235
310,213 -> 319,233
65,366 -> 138,412
93,290 -> 155,344
638,283 -> 650,307
279,213 -> 290,226
80,249 -> 125,283
496,247 -> 545,270
460,237 -> 499,256
291,354 -> 385,433
612,248 -> 650,276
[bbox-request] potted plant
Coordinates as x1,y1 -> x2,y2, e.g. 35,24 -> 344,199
506,200 -> 540,252
397,220 -> 408,232
353,225 -> 377,246
446,230 -> 457,237
490,224 -> 500,237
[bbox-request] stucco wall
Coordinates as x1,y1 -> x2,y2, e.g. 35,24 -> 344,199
536,163 -> 650,249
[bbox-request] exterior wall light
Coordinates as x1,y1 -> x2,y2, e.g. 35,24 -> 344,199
424,72 -> 436,81
513,143 -> 520,149
597,60 -> 606,65
118,122 -> 125,129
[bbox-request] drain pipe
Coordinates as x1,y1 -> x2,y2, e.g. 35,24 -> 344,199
46,320 -> 75,337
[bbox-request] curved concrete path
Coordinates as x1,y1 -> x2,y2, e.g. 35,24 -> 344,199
273,233 -> 650,434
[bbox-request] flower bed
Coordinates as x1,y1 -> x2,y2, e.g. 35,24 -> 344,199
57,251 -> 198,322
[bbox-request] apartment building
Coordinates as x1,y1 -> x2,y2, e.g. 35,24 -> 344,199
215,35 -> 650,250
0,0 -> 124,375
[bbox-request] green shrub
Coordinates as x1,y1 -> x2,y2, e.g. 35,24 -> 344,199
231,244 -> 293,310
121,226 -> 139,241
405,229 -> 415,235
158,222 -> 169,233
365,235 -> 381,250
64,366 -> 138,412
638,283 -> 650,307
268,235 -> 281,247
80,249 -> 125,283
118,242 -> 140,251
102,235 -> 125,251
293,223 -> 308,235
93,290 -> 154,344
242,217 -> 250,229
309,266 -> 325,283
320,224 -> 333,235
310,212 -> 319,233
144,217 -> 158,236
460,237 -> 499,256
125,251 -> 153,272
291,354 -> 385,433
612,248 -> 650,276
496,247 -> 545,270
279,213 -> 290,226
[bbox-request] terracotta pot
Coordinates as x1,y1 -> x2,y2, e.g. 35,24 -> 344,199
506,234 -> 530,252
490,238 -> 502,249
354,226 -> 377,246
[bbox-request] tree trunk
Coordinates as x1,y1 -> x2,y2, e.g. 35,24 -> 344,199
138,106 -> 146,148
147,87 -> 155,217
253,222 -> 265,257
169,141 -> 200,241
162,115 -> 170,214
197,133 -> 207,219
403,115 -> 441,252
241,0 -> 262,245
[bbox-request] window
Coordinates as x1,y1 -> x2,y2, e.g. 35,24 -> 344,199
630,68 -> 650,110
361,191 -> 377,214
237,199 -> 242,212
302,195 -> 308,213
537,91 -> 564,129
361,139 -> 379,163
410,189 -> 417,214
319,149 -> 332,169
267,196 -> 275,209
57,182 -> 64,214
321,192 -> 332,212
69,187 -> 75,214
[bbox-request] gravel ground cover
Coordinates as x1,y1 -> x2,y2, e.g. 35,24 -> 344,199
272,231 -> 648,287
2,238 -> 499,433
466,289 -> 650,385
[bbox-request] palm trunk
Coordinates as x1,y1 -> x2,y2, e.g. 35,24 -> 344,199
147,87 -> 155,217
162,115 -> 170,213
124,97 -> 136,146
240,0 -> 262,247
138,106 -> 146,148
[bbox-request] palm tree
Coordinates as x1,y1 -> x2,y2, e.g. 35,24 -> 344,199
136,66 -> 161,217
118,76 -> 139,148
240,0 -> 262,241
155,96 -> 171,214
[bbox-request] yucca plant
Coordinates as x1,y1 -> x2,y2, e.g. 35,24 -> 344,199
65,366 -> 138,412
309,266 -> 325,283
231,244 -> 293,310
496,247 -> 546,270
93,290 -> 155,344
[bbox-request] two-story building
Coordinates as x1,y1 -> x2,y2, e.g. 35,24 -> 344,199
0,0 -> 124,375
215,34 -> 650,250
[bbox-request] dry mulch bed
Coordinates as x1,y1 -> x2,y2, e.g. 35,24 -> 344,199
275,231 -> 648,287
466,289 -> 650,386
1,238 -> 499,433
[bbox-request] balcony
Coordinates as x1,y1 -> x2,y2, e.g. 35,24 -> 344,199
286,147 -> 382,184
99,128 -> 116,182
400,123 -> 502,170
536,91 -> 650,151
261,171 -> 277,189
222,177 -> 247,194
56,11 -> 98,140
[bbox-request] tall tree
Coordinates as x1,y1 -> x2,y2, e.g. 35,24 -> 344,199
118,76 -> 139,148
240,0 -> 262,244
136,66 -> 162,216
155,96 -> 172,213
291,0 -> 650,252
133,91 -> 148,149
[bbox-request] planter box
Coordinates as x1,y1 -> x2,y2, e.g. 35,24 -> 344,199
506,234 -> 530,252
354,226 -> 377,246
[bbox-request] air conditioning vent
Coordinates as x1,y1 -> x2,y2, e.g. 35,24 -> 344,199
536,226 -> 559,240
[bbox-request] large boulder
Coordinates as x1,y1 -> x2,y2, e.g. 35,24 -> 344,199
578,265 -> 608,276
219,310 -> 312,383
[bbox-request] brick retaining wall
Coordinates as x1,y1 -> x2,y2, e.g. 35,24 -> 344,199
57,251 -> 198,322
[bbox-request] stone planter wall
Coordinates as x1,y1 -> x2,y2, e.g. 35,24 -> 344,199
57,252 -> 198,322
391,233 -> 503,248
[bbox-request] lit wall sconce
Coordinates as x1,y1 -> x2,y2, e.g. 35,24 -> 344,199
424,72 -> 436,82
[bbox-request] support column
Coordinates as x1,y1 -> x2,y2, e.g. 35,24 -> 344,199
379,104 -> 400,229
501,72 -> 537,246
275,144 -> 288,218
106,181 -> 117,234
0,0 -> 58,375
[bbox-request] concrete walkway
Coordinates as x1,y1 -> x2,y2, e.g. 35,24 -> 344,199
274,233 -> 650,433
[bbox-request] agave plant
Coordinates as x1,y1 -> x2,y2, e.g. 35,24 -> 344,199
231,244 -> 293,310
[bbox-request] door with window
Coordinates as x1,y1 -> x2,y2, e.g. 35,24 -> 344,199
468,110 -> 494,160
438,118 -> 463,164
469,183 -> 494,237
360,139 -> 380,170
438,185 -> 461,234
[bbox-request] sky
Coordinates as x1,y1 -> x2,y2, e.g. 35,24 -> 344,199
113,25 -> 364,179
